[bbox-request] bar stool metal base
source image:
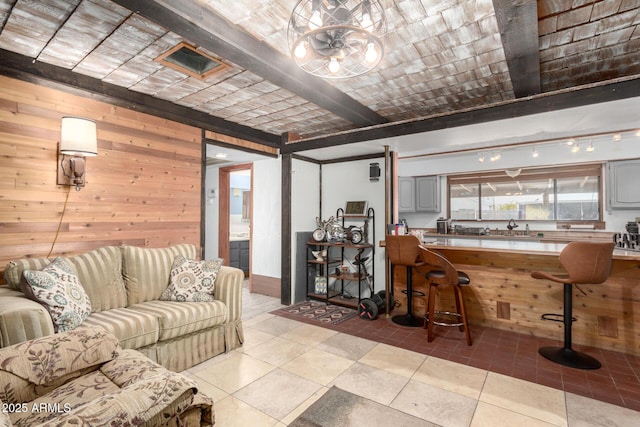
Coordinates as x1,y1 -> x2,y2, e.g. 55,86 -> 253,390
538,346 -> 601,370
392,313 -> 424,327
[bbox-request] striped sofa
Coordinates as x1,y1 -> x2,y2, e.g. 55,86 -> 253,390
0,244 -> 244,372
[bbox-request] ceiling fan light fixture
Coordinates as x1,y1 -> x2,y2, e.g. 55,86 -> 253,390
288,0 -> 387,79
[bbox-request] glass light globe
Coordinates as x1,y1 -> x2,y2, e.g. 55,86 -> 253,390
329,57 -> 340,73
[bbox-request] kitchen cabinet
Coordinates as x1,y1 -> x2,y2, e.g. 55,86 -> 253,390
416,175 -> 440,212
398,177 -> 415,212
399,175 -> 440,213
607,159 -> 640,209
229,240 -> 249,273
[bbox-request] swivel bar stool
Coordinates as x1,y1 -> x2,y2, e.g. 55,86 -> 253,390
531,241 -> 615,369
386,234 -> 425,327
419,246 -> 472,346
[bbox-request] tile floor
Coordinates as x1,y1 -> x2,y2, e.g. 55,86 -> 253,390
183,286 -> 640,426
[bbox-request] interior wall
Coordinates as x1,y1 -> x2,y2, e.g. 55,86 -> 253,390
252,158 -> 281,279
204,164 -> 220,258
0,76 -> 202,282
291,158 -> 321,303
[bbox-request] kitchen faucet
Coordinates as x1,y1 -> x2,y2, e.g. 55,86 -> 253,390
507,219 -> 518,232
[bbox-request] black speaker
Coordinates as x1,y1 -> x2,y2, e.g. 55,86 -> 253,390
369,163 -> 380,181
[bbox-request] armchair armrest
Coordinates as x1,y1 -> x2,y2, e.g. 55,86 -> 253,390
0,293 -> 54,348
214,266 -> 244,321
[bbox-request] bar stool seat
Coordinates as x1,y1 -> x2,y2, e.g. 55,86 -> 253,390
386,234 -> 425,327
531,241 -> 615,369
419,246 -> 472,346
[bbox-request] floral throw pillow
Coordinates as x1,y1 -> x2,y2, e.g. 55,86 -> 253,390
21,257 -> 92,333
159,255 -> 223,302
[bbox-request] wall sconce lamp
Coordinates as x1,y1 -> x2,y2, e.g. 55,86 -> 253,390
57,117 -> 97,190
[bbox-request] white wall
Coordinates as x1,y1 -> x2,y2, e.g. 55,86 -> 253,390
252,158 -> 282,278
204,165 -> 219,259
399,135 -> 640,233
291,159 -> 321,302
321,159 -> 386,294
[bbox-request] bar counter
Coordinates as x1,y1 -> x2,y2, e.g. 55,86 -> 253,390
386,236 -> 640,355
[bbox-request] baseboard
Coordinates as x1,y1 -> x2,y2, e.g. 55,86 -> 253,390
251,274 -> 281,298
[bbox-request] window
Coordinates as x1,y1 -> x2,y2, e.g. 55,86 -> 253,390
155,42 -> 229,80
448,164 -> 602,222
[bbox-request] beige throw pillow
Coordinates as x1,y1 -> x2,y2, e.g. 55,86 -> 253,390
21,257 -> 92,332
159,255 -> 222,302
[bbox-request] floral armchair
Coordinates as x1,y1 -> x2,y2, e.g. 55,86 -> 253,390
0,326 -> 213,426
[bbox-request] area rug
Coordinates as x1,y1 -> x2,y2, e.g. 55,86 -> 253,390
272,300 -> 357,325
289,386 -> 433,427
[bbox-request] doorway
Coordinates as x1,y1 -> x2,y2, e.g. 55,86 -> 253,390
219,163 -> 252,281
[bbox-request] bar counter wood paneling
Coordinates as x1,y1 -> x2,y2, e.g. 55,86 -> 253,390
0,76 -> 202,283
388,237 -> 640,356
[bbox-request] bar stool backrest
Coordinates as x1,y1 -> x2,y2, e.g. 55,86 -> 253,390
418,246 -> 458,286
558,242 -> 615,285
385,235 -> 422,266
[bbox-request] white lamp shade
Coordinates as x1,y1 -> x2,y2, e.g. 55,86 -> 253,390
60,117 -> 98,156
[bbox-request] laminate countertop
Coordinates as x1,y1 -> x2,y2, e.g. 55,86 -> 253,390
416,237 -> 640,261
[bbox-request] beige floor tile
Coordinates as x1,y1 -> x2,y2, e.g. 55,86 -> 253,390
196,352 -> 275,394
242,312 -> 275,327
240,326 -> 277,350
565,392 -> 640,427
184,349 -> 237,374
181,372 -> 229,403
412,356 -> 488,399
331,362 -> 409,405
242,336 -> 310,366
214,395 -> 280,427
280,387 -> 330,425
233,368 -> 322,421
280,323 -> 337,346
282,348 -> 355,385
250,315 -> 303,336
480,372 -> 567,427
316,332 -> 377,360
471,401 -> 557,427
359,342 -> 426,378
390,379 -> 478,427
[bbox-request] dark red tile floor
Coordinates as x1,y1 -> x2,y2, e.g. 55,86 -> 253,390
274,308 -> 640,412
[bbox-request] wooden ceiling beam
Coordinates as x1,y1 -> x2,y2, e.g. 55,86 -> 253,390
0,49 -> 281,147
493,0 -> 541,98
280,78 -> 640,154
112,0 -> 387,128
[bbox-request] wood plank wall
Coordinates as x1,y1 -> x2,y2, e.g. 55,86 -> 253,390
0,76 -> 202,283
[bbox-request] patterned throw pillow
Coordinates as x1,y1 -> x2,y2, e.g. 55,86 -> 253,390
21,257 -> 92,333
159,255 -> 223,302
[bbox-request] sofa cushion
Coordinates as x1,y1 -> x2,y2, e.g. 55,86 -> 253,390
160,255 -> 223,302
82,307 -> 159,350
122,244 -> 197,304
21,258 -> 92,333
67,246 -> 127,312
129,300 -> 227,341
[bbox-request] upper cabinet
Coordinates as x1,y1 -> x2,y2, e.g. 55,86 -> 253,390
607,159 -> 640,210
399,176 -> 440,213
398,177 -> 416,212
416,176 -> 440,212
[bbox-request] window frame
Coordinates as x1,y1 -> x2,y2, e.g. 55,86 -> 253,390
447,163 -> 605,226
